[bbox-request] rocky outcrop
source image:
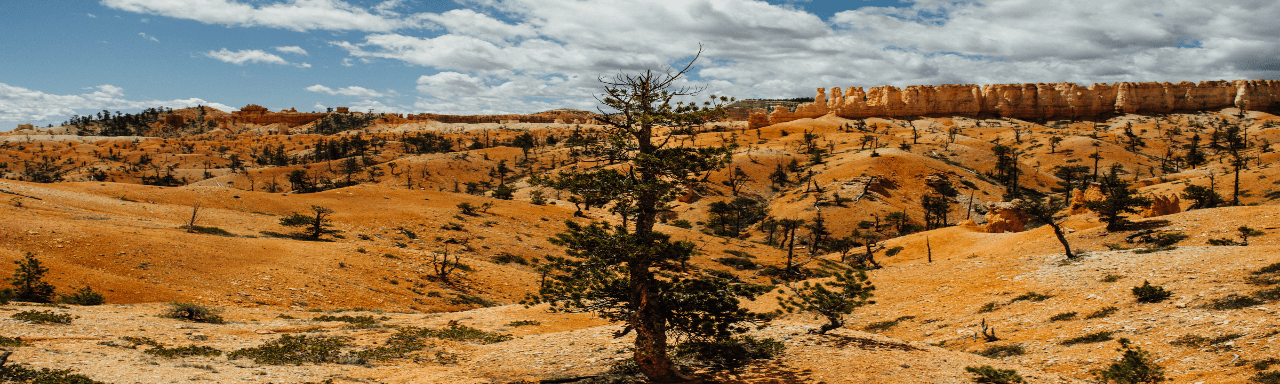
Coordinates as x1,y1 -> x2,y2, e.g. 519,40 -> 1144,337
1068,186 -> 1106,215
231,105 -> 327,127
1142,194 -> 1181,218
984,200 -> 1028,233
748,80 -> 1280,127
406,110 -> 599,125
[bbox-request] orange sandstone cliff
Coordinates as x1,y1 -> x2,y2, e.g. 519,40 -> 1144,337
748,79 -> 1280,128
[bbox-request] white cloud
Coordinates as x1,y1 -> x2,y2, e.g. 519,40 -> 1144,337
305,84 -> 385,98
0,83 -> 232,128
313,102 -> 326,111
87,13 -> 96,18
204,48 -> 289,65
101,0 -> 425,32
139,32 -> 158,42
274,46 -> 308,55
203,48 -> 310,68
112,0 -> 1280,115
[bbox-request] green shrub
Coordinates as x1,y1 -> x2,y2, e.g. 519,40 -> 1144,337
162,302 -> 225,324
1010,291 -> 1053,303
964,365 -> 1025,383
228,334 -> 361,365
673,336 -> 784,370
1093,338 -> 1166,383
8,253 -> 56,303
419,323 -> 513,344
1049,312 -> 1077,322
670,219 -> 693,229
1087,306 -> 1120,319
1101,274 -> 1125,283
1061,331 -> 1114,346
312,314 -> 385,328
12,310 -> 75,324
448,294 -> 495,307
1256,262 -> 1280,275
1132,281 -> 1172,303
0,335 -> 26,347
1254,371 -> 1280,384
977,302 -> 1001,313
180,225 -> 234,236
0,364 -> 106,384
506,320 -> 540,327
490,253 -> 529,265
714,256 -> 758,270
975,344 -> 1026,358
58,286 -> 105,306
144,345 -> 223,358
1252,358 -> 1280,371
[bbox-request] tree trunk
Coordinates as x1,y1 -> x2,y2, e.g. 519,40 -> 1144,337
1233,164 -> 1241,206
1049,222 -> 1074,259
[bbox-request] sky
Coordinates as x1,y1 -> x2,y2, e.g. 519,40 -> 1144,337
2,0 -> 1278,131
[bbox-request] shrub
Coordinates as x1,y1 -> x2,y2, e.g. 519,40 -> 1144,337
449,294 -> 495,307
8,252 -> 56,303
714,256 -> 758,270
1132,281 -> 1172,303
1061,331 -> 1114,346
1049,312 -> 1077,322
12,310 -> 75,324
1101,274 -> 1125,283
313,314 -> 384,327
1010,291 -> 1053,303
0,364 -> 106,384
1254,371 -> 1280,384
490,253 -> 529,265
144,345 -> 223,358
162,302 -> 225,324
673,336 -> 785,370
1093,338 -> 1166,383
976,344 -> 1026,358
58,286 -> 106,306
977,302 -> 1001,313
1086,306 -> 1121,319
776,267 -> 876,334
964,365 -> 1025,383
0,336 -> 26,347
228,334 -> 362,365
670,219 -> 693,229
506,320 -> 540,327
180,225 -> 234,236
1256,262 -> 1280,275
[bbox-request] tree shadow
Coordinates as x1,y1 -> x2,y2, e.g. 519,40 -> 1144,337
1119,219 -> 1171,231
702,360 -> 818,384
810,334 -> 922,352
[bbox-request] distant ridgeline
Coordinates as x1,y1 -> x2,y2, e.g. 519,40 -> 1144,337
738,80 -> 1280,129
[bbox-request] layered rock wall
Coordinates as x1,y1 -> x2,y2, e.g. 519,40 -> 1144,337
749,80 -> 1280,128
231,105 -> 327,127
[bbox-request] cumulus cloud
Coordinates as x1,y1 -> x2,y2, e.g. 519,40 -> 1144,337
101,0 -> 425,32
0,83 -> 232,128
203,48 -> 310,68
305,84 -> 384,98
115,0 -> 1280,115
139,32 -> 158,42
274,45 -> 308,55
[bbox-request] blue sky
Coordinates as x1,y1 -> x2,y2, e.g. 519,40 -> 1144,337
2,0 -> 1277,131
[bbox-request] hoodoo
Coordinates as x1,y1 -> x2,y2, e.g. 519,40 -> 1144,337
748,79 -> 1280,128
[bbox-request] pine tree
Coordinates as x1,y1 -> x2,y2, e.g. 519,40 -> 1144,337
525,51 -> 770,382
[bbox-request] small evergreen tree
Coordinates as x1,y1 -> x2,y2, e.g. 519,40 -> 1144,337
1023,196 -> 1074,259
776,267 -> 875,334
1180,184 -> 1223,210
9,253 -> 56,303
1084,165 -> 1151,231
279,205 -> 337,239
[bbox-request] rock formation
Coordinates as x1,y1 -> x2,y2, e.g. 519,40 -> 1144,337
748,80 -> 1280,129
1142,194 -> 1181,218
231,104 -> 327,127
984,200 -> 1028,233
406,110 -> 599,125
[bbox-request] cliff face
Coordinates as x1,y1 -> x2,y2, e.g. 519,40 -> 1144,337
749,79 -> 1280,128
230,105 -> 327,127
